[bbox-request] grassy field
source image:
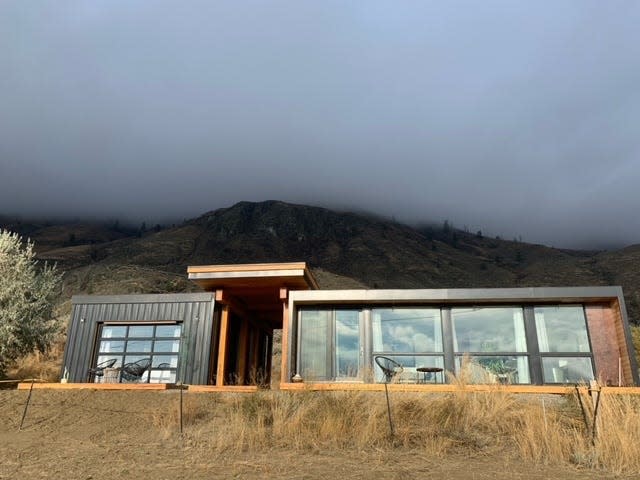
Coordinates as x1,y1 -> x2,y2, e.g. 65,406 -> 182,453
1,384 -> 639,479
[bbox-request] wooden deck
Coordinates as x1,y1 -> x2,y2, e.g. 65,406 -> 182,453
279,382 -> 640,395
16,382 -> 640,395
15,382 -> 261,393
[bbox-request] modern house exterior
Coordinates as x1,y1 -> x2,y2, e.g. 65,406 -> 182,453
60,262 -> 640,389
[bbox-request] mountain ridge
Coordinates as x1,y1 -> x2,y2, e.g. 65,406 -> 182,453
2,200 -> 639,324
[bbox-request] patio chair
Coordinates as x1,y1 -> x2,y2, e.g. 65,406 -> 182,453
374,355 -> 404,383
375,356 -> 404,438
120,358 -> 152,383
87,358 -> 117,382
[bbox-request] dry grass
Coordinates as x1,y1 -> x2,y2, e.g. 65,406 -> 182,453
139,381 -> 640,475
5,336 -> 66,382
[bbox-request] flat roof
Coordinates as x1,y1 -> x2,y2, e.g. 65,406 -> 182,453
288,286 -> 625,305
187,262 -> 319,291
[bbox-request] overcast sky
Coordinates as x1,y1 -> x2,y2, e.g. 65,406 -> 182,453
1,2 -> 639,249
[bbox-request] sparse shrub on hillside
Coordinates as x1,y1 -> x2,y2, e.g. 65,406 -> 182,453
0,229 -> 61,377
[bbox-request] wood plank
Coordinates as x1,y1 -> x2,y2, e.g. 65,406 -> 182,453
187,385 -> 259,393
278,382 -> 581,395
280,296 -> 289,385
17,382 -> 170,390
236,318 -> 249,384
188,262 -> 308,273
216,304 -> 230,386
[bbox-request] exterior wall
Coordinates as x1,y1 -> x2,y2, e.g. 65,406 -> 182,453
585,304 -> 625,385
287,287 -> 640,387
61,293 -> 216,384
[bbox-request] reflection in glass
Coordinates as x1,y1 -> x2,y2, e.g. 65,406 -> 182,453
128,325 -> 154,337
96,355 -> 122,368
535,306 -> 590,353
149,370 -> 176,383
126,340 -> 152,353
299,310 -> 330,380
156,325 -> 182,337
153,340 -> 180,353
374,355 -> 444,383
152,355 -> 178,368
452,307 -> 526,353
372,308 -> 442,353
102,326 -> 126,338
454,355 -> 530,384
335,311 -> 360,378
99,341 -> 125,353
542,357 -> 594,383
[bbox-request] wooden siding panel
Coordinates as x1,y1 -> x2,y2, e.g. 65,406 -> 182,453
585,304 -> 631,386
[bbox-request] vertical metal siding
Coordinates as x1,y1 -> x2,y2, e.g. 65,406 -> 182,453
61,293 -> 216,384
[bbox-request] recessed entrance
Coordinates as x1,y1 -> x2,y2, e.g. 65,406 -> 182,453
187,262 -> 318,387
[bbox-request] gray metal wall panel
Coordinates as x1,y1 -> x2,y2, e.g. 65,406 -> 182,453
63,293 -> 216,384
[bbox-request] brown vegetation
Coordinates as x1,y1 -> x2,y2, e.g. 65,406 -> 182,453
2,381 -> 639,479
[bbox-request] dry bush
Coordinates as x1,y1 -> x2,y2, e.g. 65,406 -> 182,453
6,336 -> 66,382
588,394 -> 640,474
151,391 -> 212,437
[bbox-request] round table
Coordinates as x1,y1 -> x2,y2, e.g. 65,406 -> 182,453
416,366 -> 443,383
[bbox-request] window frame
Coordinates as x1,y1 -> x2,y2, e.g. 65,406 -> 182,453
93,321 -> 183,384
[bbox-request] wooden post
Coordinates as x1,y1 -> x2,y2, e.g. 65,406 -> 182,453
237,319 -> 249,385
280,288 -> 289,385
216,303 -> 229,386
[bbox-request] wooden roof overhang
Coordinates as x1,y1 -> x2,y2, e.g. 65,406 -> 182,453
187,262 -> 318,292
187,262 -> 318,328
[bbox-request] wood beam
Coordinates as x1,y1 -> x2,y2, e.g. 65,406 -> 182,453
216,304 -> 230,386
280,290 -> 290,385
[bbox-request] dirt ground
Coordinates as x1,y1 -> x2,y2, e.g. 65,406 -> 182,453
0,390 -> 631,480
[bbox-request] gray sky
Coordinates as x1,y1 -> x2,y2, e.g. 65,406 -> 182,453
1,1 -> 639,249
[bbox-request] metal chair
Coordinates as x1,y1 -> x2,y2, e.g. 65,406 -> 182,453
374,356 -> 404,438
87,358 -> 117,382
120,358 -> 152,383
374,355 -> 404,383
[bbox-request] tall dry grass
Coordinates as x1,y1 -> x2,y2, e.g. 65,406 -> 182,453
150,374 -> 640,475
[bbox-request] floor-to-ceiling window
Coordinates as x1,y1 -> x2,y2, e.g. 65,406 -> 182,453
535,305 -> 594,383
295,304 -> 595,385
298,309 -> 361,381
372,308 -> 444,383
451,307 -> 530,384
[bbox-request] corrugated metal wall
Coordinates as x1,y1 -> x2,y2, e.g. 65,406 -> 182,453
61,293 -> 216,384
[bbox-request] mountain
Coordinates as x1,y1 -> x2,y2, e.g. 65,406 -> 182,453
3,200 -> 640,324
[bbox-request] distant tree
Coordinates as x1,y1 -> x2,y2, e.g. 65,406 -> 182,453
476,230 -> 483,238
0,230 -> 61,377
153,224 -> 162,233
443,220 -> 451,234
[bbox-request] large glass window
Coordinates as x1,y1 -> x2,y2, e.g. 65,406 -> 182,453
94,323 -> 182,383
451,307 -> 529,384
535,306 -> 594,383
372,308 -> 443,353
452,307 -> 526,353
541,357 -> 594,383
372,308 -> 444,383
295,303 -> 598,385
535,306 -> 590,353
298,309 -> 361,381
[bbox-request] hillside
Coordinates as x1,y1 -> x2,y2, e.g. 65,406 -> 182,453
3,200 -> 640,323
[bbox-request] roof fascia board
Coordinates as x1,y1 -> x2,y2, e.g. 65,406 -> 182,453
72,292 -> 215,305
289,286 -> 625,305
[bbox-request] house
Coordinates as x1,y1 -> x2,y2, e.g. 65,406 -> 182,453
60,262 -> 639,389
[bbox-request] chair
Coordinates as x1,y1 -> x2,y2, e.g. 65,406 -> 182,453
374,355 -> 404,383
375,356 -> 404,438
87,358 -> 117,382
120,358 -> 152,383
